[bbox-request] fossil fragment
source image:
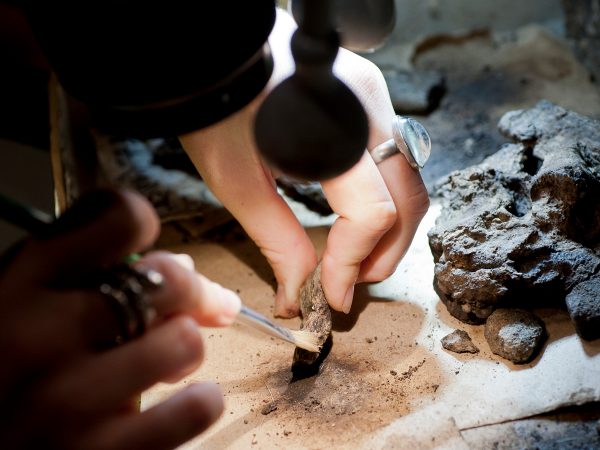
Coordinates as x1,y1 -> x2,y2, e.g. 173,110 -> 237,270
292,264 -> 332,376
484,309 -> 546,364
441,329 -> 479,354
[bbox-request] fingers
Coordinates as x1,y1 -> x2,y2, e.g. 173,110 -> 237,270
320,152 -> 396,313
85,383 -> 223,450
137,251 -> 241,327
358,155 -> 429,283
181,124 -> 317,318
327,48 -> 429,302
24,189 -> 159,283
5,249 -> 240,368
41,317 -> 205,418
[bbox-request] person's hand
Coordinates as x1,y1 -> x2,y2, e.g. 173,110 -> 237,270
0,189 -> 241,449
180,10 -> 429,317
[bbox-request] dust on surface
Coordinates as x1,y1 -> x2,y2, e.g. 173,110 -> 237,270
196,295 -> 441,449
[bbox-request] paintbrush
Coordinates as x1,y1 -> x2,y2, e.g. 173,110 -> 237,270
236,305 -> 321,352
0,193 -> 321,352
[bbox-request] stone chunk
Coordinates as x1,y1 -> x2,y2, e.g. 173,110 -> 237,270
565,276 -> 600,341
441,329 -> 479,354
428,101 -> 600,331
484,309 -> 546,364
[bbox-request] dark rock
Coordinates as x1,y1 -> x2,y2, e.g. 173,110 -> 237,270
441,329 -> 479,354
428,101 -> 600,328
276,178 -> 332,216
484,309 -> 546,364
383,69 -> 446,114
565,276 -> 600,340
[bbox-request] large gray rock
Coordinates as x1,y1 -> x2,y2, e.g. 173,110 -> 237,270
428,101 -> 600,339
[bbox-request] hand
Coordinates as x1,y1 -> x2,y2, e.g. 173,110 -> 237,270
180,10 -> 429,317
0,189 -> 241,449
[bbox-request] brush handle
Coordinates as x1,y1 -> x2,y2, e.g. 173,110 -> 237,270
0,193 -> 53,234
237,305 -> 298,346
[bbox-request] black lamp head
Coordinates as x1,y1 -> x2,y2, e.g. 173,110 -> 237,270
254,70 -> 368,181
254,4 -> 370,182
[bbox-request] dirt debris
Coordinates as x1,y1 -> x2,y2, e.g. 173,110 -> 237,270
261,402 -> 278,416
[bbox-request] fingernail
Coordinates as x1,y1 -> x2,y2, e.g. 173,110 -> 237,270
342,285 -> 355,314
274,284 -> 300,318
219,288 -> 242,322
170,253 -> 195,271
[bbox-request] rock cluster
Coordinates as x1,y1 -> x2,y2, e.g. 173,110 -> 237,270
429,101 -> 600,344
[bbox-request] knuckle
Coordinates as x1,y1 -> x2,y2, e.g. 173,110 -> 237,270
405,185 -> 430,219
358,200 -> 397,234
113,190 -> 160,245
359,62 -> 388,98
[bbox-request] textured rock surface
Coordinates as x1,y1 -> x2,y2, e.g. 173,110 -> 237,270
441,329 -> 479,354
428,101 -> 600,337
484,309 -> 546,364
565,276 -> 600,341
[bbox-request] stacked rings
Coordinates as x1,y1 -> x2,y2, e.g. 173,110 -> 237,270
98,265 -> 163,345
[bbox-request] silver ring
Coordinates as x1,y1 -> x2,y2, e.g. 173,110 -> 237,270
99,265 -> 162,345
370,116 -> 431,169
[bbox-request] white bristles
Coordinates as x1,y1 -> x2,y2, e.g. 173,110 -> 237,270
289,329 -> 322,353
236,305 -> 323,353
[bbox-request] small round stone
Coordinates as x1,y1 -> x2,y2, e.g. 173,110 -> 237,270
484,309 -> 546,364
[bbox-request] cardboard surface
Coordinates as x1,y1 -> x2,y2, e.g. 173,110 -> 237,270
143,200 -> 600,449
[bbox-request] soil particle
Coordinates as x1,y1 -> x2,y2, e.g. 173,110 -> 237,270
441,329 -> 480,354
261,402 -> 278,415
396,359 -> 427,382
484,309 -> 546,364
